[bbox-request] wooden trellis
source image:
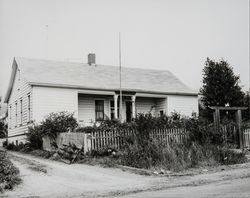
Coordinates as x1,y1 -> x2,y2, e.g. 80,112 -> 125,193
209,106 -> 248,149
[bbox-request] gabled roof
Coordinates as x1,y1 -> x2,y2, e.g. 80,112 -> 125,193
5,57 -> 197,102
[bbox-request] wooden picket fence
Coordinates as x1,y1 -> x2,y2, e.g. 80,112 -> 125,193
89,128 -> 189,151
150,128 -> 189,145
243,128 -> 250,149
90,129 -> 134,151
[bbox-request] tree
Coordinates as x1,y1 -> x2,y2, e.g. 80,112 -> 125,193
200,58 -> 245,120
242,92 -> 250,121
0,120 -> 7,138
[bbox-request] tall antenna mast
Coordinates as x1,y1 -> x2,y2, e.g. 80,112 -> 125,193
45,24 -> 49,59
119,32 -> 123,122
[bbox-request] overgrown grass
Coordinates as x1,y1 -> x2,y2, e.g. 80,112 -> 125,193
81,141 -> 247,172
117,141 -> 247,171
0,150 -> 21,193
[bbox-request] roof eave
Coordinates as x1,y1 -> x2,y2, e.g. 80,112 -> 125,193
29,82 -> 198,96
4,58 -> 18,103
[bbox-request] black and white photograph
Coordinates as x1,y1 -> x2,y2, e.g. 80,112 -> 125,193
0,0 -> 249,197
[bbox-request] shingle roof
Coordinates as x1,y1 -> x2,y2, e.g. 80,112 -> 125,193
14,57 -> 197,96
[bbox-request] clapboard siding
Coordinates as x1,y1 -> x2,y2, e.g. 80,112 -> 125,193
7,68 -> 33,140
135,97 -> 156,116
167,95 -> 198,116
33,86 -> 78,123
155,98 -> 167,116
78,94 -> 110,126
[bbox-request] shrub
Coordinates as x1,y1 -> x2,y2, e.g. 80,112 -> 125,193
0,120 -> 7,138
26,124 -> 44,150
27,111 -> 78,150
5,142 -> 16,151
39,112 -> 78,140
0,150 -> 21,192
2,140 -> 7,148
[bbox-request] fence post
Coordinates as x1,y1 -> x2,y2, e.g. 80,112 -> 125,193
235,110 -> 243,149
83,133 -> 92,154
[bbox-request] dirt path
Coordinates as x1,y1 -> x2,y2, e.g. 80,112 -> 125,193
2,151 -> 250,198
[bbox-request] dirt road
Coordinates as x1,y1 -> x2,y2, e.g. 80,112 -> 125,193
119,178 -> 250,198
2,151 -> 250,198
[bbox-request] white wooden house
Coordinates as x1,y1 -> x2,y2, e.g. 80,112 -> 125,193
4,55 -> 198,143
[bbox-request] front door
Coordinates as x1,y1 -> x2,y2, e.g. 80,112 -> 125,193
126,101 -> 132,122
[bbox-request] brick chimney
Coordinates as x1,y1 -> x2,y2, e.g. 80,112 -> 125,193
88,53 -> 96,66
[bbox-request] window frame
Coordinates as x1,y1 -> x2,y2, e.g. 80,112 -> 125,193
20,98 -> 23,125
15,101 -> 17,127
27,94 -> 31,123
95,99 -> 105,121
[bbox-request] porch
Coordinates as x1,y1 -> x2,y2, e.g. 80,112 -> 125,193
77,91 -> 167,127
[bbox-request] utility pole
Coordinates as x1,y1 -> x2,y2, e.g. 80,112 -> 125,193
249,0 -> 250,120
119,32 -> 123,122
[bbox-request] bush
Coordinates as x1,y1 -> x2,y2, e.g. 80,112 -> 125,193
0,120 -> 7,138
0,150 -> 21,192
27,125 -> 43,150
27,111 -> 78,150
2,140 -> 7,148
39,111 -> 78,139
5,142 -> 16,151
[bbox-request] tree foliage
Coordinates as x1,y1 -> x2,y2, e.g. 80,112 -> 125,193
0,120 -> 7,138
200,58 -> 245,119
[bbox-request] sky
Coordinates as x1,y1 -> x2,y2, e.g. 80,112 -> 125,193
0,0 -> 249,100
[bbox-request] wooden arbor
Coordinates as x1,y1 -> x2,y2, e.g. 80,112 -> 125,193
209,106 -> 248,149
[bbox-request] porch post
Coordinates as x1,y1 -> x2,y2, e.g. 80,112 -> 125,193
131,95 -> 136,119
114,94 -> 118,119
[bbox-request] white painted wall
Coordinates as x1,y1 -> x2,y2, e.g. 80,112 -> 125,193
135,97 -> 156,116
7,67 -> 32,140
32,86 -> 78,123
167,95 -> 198,116
155,98 -> 168,116
78,94 -> 110,126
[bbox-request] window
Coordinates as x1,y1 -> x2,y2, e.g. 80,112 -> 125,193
20,98 -> 23,125
110,100 -> 119,120
15,102 -> 17,127
95,100 -> 104,121
28,94 -> 31,122
160,110 -> 164,117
